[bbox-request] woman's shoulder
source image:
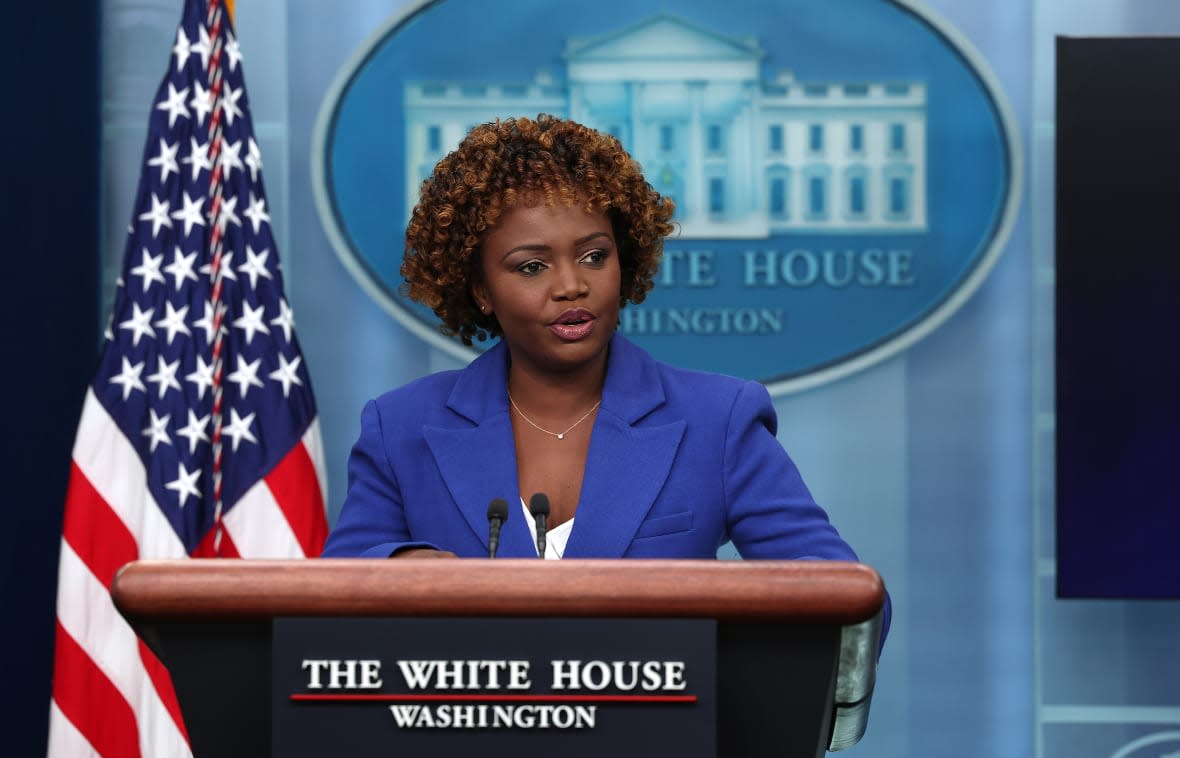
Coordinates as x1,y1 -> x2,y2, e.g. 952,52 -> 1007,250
614,334 -> 766,412
368,367 -> 465,419
656,358 -> 754,393
659,363 -> 771,424
371,340 -> 506,418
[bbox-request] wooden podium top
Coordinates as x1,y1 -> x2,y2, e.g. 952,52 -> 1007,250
112,558 -> 884,624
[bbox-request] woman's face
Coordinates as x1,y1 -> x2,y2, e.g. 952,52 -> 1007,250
473,202 -> 622,378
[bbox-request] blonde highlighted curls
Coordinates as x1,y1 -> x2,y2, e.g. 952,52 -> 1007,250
400,114 -> 675,346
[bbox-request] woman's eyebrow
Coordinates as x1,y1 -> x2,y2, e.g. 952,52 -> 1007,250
499,232 -> 612,260
498,243 -> 549,260
574,231 -> 612,246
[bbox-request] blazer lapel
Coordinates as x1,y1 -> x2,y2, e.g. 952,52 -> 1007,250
564,336 -> 685,558
423,335 -> 685,559
422,343 -> 536,557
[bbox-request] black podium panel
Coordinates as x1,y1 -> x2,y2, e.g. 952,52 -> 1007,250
147,618 -> 840,758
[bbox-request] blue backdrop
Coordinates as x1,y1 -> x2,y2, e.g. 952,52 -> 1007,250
5,1 -> 1180,756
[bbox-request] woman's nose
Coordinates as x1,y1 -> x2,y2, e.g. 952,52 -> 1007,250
551,262 -> 589,300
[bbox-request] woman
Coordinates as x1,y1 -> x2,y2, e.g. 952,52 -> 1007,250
323,116 -> 878,594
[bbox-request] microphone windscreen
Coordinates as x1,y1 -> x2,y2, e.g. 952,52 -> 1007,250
487,497 -> 509,522
528,492 -> 550,517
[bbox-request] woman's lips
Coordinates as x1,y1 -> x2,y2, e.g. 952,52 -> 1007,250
549,310 -> 596,341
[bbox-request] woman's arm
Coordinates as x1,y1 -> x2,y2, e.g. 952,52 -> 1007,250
321,400 -> 440,558
722,380 -> 891,648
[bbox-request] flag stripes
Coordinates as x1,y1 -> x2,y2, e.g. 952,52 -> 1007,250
47,702 -> 100,758
260,436 -> 329,555
70,391 -> 188,561
52,621 -> 143,758
54,546 -> 189,757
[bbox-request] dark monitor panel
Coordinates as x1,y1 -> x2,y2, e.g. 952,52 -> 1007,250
1056,37 -> 1180,598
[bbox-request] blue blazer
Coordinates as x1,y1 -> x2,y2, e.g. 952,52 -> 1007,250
325,334 -> 865,565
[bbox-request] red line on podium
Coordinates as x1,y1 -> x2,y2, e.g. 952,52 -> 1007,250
291,693 -> 698,703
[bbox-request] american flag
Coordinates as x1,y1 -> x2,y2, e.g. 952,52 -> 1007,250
47,0 -> 328,755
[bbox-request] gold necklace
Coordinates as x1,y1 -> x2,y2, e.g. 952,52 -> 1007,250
508,392 -> 601,441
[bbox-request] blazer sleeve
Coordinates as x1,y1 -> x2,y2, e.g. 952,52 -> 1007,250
321,399 -> 439,558
722,380 -> 891,646
722,381 -> 856,560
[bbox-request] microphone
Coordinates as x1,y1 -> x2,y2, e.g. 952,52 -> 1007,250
528,492 -> 550,559
486,498 -> 509,559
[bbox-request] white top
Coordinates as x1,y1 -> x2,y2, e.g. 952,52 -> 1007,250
521,498 -> 573,560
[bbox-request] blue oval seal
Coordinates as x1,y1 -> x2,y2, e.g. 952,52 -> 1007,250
312,0 -> 1020,394
1111,730 -> 1180,758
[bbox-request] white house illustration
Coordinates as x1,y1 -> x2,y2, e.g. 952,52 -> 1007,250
404,13 -> 927,238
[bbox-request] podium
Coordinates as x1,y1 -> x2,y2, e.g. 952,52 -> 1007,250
112,559 -> 884,757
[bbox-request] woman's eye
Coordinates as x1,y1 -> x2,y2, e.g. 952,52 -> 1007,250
581,249 -> 607,265
517,260 -> 545,275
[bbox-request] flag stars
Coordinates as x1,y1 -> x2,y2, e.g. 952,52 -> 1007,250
271,299 -> 295,343
176,409 -> 210,454
222,408 -> 259,452
141,409 -> 172,453
170,191 -> 206,237
147,138 -> 180,184
185,354 -> 215,400
242,194 -> 270,235
154,301 -> 192,344
119,303 -> 156,346
200,251 -> 238,283
109,357 -> 146,400
227,356 -> 264,398
183,137 -> 212,182
269,354 -> 304,398
233,301 -> 270,345
189,80 -> 214,125
238,246 -> 273,290
138,193 -> 173,238
219,84 -> 244,127
245,138 -> 263,182
164,247 -> 198,290
218,139 -> 244,182
214,194 -> 241,233
191,301 -> 218,344
225,32 -> 242,71
130,248 -> 165,292
155,82 -> 190,128
147,355 -> 182,399
165,462 -> 201,508
191,24 -> 213,70
172,27 -> 193,71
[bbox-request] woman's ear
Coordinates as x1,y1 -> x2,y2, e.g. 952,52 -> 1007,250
471,281 -> 491,315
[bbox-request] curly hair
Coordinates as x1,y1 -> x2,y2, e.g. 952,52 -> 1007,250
400,114 -> 675,346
